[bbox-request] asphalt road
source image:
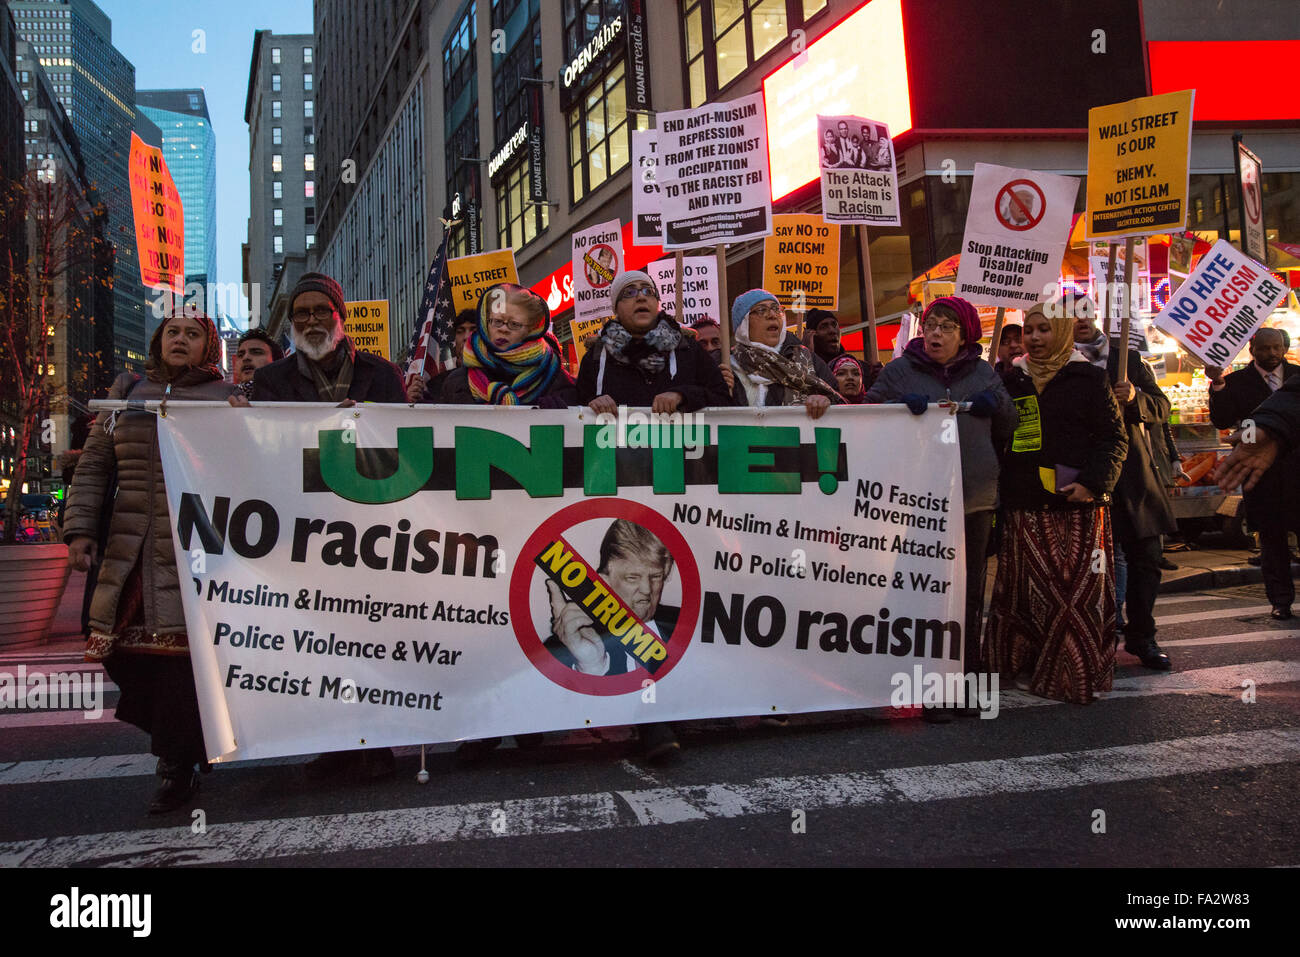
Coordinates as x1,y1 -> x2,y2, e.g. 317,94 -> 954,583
1,581 -> 1297,869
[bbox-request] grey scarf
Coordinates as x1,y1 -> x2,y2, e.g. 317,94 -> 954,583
600,316 -> 682,378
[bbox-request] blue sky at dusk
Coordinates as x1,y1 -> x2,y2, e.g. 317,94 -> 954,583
96,0 -> 313,326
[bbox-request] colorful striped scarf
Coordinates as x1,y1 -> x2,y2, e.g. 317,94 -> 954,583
464,286 -> 562,405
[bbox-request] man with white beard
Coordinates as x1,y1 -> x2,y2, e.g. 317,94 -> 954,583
249,272 -> 405,404
244,272 -> 404,782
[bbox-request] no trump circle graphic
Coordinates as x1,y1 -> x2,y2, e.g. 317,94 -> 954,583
510,499 -> 701,696
1243,170 -> 1261,226
582,244 -> 618,288
996,179 -> 1046,232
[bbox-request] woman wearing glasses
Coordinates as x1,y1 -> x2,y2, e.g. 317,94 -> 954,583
577,270 -> 732,417
728,289 -> 844,418
864,296 -> 1016,719
441,282 -> 575,408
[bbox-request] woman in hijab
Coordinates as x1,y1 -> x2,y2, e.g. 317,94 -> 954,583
984,302 -> 1128,704
729,289 -> 843,418
577,270 -> 731,416
441,282 -> 575,408
830,355 -> 866,403
64,313 -> 237,813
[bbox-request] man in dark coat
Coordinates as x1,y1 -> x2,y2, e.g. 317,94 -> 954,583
250,272 -> 406,404
806,308 -> 879,388
246,272 -> 402,781
1207,327 -> 1300,619
1076,316 -> 1177,669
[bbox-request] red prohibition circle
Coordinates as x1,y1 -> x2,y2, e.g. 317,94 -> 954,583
510,499 -> 702,696
583,244 -> 618,288
995,179 -> 1046,232
1244,176 -> 1261,224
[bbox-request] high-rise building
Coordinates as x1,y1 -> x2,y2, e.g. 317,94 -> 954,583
243,29 -> 314,331
10,0 -> 147,376
314,0 -> 429,355
9,32 -> 103,486
137,88 -> 217,335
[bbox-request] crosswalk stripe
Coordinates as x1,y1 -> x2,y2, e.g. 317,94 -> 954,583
3,661 -> 1297,786
1155,604 -> 1274,626
1153,594 -> 1231,606
1158,630 -> 1299,649
2,727 -> 1296,867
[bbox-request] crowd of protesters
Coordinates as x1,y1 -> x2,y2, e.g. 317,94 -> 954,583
63,266 -> 1299,813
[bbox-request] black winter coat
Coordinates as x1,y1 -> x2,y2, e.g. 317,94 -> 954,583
1209,360 -> 1300,532
999,360 -> 1128,511
576,314 -> 733,410
251,348 -> 406,402
1105,348 -> 1178,540
439,365 -> 577,408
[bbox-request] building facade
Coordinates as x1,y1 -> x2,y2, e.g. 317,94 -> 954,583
10,0 -> 149,376
137,87 -> 217,335
311,0 -> 1299,361
243,30 -> 315,330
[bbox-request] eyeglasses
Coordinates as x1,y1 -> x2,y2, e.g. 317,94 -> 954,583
748,303 -> 784,319
290,306 -> 336,325
617,283 -> 659,302
487,316 -> 531,333
922,319 -> 961,334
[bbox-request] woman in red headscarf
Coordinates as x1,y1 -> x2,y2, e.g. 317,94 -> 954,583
64,313 -> 237,813
865,296 -> 1016,718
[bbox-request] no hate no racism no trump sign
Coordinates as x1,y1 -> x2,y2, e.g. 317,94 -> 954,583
1152,240 -> 1287,367
128,131 -> 185,289
954,163 -> 1079,310
1086,89 -> 1194,240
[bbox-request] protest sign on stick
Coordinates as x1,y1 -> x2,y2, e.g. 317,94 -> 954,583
572,219 -> 623,324
817,114 -> 899,227
1150,240 -> 1287,368
657,92 -> 773,249
763,214 -> 840,312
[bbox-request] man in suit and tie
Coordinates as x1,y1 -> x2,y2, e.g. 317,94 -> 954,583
1207,327 -> 1300,619
836,121 -> 853,167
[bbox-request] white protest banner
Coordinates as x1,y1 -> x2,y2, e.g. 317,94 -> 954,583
954,163 -> 1079,310
154,405 -> 967,762
632,129 -> 662,245
647,256 -> 719,326
571,219 -> 623,324
657,91 -> 772,249
817,114 -> 899,226
1151,239 -> 1287,366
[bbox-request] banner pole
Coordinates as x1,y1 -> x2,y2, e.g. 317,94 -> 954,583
1116,236 -> 1136,384
674,250 -> 685,323
716,243 -> 731,366
987,307 -> 1006,363
856,225 -> 879,364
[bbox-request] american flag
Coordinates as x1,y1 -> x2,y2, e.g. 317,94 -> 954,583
406,224 -> 456,380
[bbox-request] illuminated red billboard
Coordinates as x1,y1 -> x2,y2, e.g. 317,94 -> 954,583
531,221 -> 662,315
1149,41 -> 1300,122
762,0 -> 911,203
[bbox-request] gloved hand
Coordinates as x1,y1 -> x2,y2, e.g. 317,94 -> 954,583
968,390 -> 998,418
901,393 -> 928,415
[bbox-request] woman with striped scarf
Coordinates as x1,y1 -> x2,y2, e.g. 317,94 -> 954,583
441,283 -> 576,408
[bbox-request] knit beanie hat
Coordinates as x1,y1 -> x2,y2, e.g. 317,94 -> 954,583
923,295 -> 981,346
730,288 -> 780,331
608,270 -> 658,308
806,308 -> 838,330
290,271 -> 346,318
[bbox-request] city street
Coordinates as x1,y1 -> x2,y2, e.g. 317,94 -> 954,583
2,577 -> 1296,868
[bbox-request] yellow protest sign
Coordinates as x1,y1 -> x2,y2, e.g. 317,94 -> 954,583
448,250 -> 519,314
1085,89 -> 1194,240
921,281 -> 955,308
344,300 -> 389,358
762,214 -> 840,310
569,315 -> 607,365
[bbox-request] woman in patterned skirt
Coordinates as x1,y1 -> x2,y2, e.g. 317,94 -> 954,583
985,302 -> 1128,703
